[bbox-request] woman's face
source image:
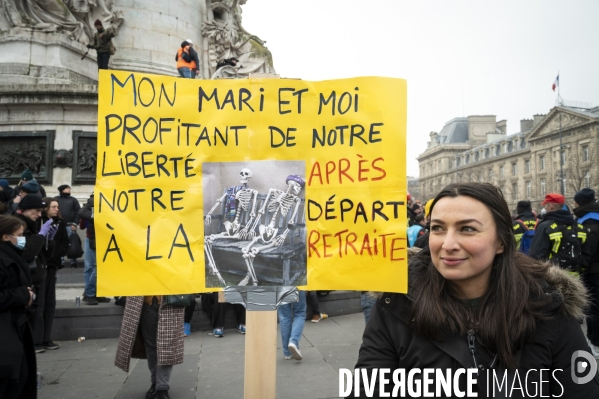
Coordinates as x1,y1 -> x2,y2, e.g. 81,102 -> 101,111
429,195 -> 504,298
3,225 -> 24,245
47,201 -> 59,218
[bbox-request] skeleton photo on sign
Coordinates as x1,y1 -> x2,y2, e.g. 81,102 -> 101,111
204,168 -> 258,285
240,175 -> 305,286
202,161 -> 307,288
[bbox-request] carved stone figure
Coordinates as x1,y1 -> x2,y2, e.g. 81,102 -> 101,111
203,0 -> 275,77
0,141 -> 47,178
2,0 -> 123,44
53,149 -> 74,168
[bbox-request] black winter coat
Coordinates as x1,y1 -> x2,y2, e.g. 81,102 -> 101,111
54,194 -> 81,225
15,214 -> 55,286
78,195 -> 95,248
0,241 -> 37,398
355,267 -> 599,398
528,209 -> 590,268
574,201 -> 599,274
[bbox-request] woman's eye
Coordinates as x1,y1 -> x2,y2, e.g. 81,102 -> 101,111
430,225 -> 442,232
461,226 -> 476,232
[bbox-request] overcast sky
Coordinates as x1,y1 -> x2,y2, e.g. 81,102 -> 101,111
242,0 -> 599,177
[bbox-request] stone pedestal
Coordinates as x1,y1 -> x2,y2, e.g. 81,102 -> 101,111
0,0 -> 274,197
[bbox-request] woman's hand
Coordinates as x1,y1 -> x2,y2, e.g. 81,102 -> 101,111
27,287 -> 35,307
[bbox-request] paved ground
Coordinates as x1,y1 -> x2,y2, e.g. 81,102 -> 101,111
36,312 -> 364,399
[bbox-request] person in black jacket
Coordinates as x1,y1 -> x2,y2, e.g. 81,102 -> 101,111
0,215 -> 37,398
528,193 -> 590,270
186,39 -> 201,78
354,183 -> 599,397
54,185 -> 81,268
36,198 -> 69,351
78,193 -> 109,305
0,179 -> 14,215
14,195 -> 58,354
573,188 -> 599,359
512,200 -> 538,249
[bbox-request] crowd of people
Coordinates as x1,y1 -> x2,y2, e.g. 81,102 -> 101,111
3,170 -> 599,396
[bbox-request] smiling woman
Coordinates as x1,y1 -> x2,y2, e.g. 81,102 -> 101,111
353,183 -> 599,397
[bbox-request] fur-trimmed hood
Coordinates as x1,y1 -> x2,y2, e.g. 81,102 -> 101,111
369,247 -> 588,320
543,265 -> 588,320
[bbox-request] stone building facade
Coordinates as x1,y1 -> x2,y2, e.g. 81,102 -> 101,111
417,106 -> 599,213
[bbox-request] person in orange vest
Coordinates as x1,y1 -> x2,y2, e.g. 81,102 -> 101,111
175,41 -> 195,78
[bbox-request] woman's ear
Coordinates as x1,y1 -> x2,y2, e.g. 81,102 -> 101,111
495,241 -> 505,255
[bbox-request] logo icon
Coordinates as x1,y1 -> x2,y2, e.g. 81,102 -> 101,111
571,350 -> 598,384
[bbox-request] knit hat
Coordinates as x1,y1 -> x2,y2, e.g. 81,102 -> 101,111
541,193 -> 565,206
21,180 -> 39,194
0,179 -> 8,190
18,195 -> 45,210
186,39 -> 193,44
94,19 -> 102,26
21,169 -> 33,181
286,175 -> 305,188
58,184 -> 71,193
516,200 -> 532,214
574,188 -> 595,206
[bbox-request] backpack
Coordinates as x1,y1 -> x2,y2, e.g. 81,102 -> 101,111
552,222 -> 583,272
516,218 -> 537,255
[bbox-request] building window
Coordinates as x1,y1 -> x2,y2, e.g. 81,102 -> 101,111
526,181 -> 532,197
525,160 -> 530,174
488,169 -> 493,179
499,166 -> 504,178
540,178 -> 546,196
479,171 -> 483,182
582,145 -> 589,162
539,155 -> 545,170
585,171 -> 591,187
512,163 -> 517,176
512,183 -> 518,200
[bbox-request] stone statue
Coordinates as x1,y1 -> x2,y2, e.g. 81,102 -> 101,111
2,0 -> 123,44
203,0 -> 275,77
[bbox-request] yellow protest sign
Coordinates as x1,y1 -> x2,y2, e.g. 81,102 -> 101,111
96,70 -> 407,296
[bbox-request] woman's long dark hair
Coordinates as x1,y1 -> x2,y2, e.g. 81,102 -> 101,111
409,183 -> 551,369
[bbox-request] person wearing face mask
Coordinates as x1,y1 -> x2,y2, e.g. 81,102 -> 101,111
34,198 -> 69,352
54,185 -> 81,268
0,215 -> 37,398
14,195 -> 58,354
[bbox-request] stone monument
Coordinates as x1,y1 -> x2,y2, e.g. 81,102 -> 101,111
0,0 -> 275,197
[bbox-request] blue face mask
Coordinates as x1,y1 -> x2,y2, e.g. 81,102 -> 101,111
10,235 -> 26,250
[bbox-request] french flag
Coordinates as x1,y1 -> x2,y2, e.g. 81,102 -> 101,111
552,74 -> 559,92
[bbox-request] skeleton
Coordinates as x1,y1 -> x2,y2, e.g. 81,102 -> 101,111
240,175 -> 304,286
204,168 -> 258,285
